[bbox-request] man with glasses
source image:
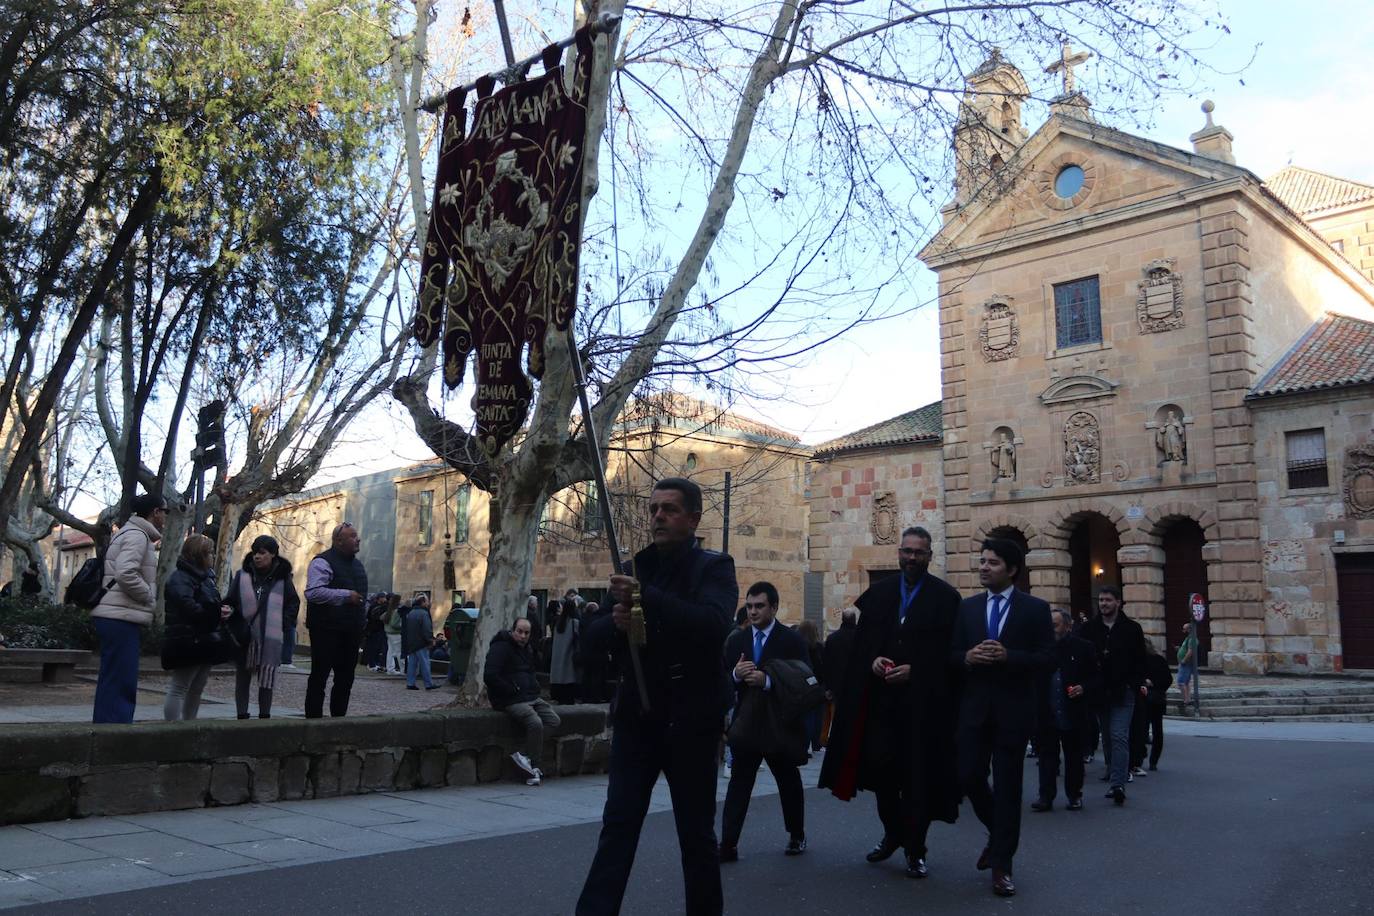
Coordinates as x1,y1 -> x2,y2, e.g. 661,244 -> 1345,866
820,526 -> 962,881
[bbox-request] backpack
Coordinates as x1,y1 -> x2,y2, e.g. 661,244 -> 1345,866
64,527 -> 149,609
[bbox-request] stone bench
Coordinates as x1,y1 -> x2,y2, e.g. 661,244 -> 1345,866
0,648 -> 89,684
0,704 -> 610,825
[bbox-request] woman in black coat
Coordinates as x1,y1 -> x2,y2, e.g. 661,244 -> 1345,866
162,535 -> 231,720
223,535 -> 300,719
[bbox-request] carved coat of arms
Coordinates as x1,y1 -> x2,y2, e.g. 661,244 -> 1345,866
979,297 -> 1020,362
1346,442 -> 1374,519
871,491 -> 898,545
1137,258 -> 1184,334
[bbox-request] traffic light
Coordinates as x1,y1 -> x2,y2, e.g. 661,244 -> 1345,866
194,400 -> 226,466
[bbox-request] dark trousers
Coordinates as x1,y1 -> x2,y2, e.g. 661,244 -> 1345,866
720,747 -> 804,847
576,720 -> 722,916
363,629 -> 387,668
1146,702 -> 1165,767
92,618 -> 141,724
1130,694 -> 1149,769
304,628 -> 361,718
1036,726 -> 1084,802
875,782 -> 932,855
1083,708 -> 1100,756
957,720 -> 1026,873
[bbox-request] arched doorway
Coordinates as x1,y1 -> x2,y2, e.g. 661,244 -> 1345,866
1162,518 -> 1210,662
987,525 -> 1031,593
1067,513 -> 1121,619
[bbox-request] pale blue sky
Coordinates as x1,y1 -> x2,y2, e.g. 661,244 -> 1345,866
315,0 -> 1374,487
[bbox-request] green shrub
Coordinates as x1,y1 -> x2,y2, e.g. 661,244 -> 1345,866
0,597 -> 98,649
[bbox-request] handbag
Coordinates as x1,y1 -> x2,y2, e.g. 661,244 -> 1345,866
224,610 -> 251,650
161,625 -> 235,670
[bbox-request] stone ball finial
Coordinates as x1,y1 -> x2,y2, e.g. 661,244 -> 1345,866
1201,99 -> 1216,128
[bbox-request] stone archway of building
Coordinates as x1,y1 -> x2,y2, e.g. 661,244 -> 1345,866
1161,518 -> 1211,661
1063,512 -> 1122,619
986,525 -> 1032,593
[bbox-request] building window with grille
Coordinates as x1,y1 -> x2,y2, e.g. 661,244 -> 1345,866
452,484 -> 470,543
1053,276 -> 1102,349
583,482 -> 603,532
418,489 -> 434,546
1285,429 -> 1328,489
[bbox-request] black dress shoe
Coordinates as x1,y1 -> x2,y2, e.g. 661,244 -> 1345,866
866,837 -> 900,863
976,846 -> 992,871
905,852 -> 928,879
406,685 -> 419,690
1030,798 -> 1053,812
1111,786 -> 1126,806
992,869 -> 1016,897
718,845 -> 738,863
785,835 -> 807,856
1066,798 -> 1084,811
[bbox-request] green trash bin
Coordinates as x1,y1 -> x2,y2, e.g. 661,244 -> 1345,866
443,606 -> 478,684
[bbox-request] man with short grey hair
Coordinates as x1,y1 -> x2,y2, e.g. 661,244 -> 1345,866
304,523 -> 368,718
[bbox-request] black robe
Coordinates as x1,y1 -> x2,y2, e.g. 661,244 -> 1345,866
818,571 -> 962,825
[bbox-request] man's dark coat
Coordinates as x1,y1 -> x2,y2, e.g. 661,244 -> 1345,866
819,571 -> 963,825
1036,633 -> 1100,731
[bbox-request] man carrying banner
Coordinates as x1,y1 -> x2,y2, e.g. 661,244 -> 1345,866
576,477 -> 737,916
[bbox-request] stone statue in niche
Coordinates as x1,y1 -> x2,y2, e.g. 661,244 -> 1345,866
991,431 -> 1017,479
1063,411 -> 1101,485
871,491 -> 899,545
1156,410 -> 1187,462
979,296 -> 1020,362
1137,257 -> 1185,334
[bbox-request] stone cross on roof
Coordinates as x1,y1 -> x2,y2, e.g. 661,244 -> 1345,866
1045,40 -> 1091,95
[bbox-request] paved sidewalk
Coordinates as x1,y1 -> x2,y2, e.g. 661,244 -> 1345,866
0,750 -> 825,910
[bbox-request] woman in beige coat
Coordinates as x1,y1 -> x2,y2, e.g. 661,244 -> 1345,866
91,493 -> 165,723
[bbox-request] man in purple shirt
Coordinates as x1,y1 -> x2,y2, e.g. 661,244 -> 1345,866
303,523 -> 369,718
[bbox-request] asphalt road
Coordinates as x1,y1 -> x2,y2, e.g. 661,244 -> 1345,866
18,734 -> 1374,916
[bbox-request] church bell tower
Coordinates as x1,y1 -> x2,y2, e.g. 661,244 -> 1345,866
951,49 -> 1030,207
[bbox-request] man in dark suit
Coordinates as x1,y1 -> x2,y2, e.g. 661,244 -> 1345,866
575,478 -> 737,916
951,537 -> 1054,898
820,525 -> 962,879
1031,608 -> 1099,812
718,581 -> 809,861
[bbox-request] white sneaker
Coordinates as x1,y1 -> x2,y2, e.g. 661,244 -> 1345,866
526,769 -> 543,787
280,663 -> 299,671
1131,766 -> 1147,778
510,751 -> 538,778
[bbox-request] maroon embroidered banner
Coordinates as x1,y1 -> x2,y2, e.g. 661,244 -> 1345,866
414,28 -> 595,457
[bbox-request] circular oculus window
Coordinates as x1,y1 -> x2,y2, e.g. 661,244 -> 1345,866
1054,164 -> 1086,199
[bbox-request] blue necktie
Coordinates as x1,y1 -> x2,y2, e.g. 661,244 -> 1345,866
753,629 -> 765,665
988,595 -> 1004,638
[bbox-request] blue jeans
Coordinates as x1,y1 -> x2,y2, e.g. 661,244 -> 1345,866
406,650 -> 433,688
93,618 -> 141,724
1098,695 -> 1135,789
280,624 -> 296,665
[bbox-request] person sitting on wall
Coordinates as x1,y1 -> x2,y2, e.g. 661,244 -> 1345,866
485,617 -> 560,786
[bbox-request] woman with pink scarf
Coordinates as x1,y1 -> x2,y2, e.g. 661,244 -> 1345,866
224,535 -> 300,719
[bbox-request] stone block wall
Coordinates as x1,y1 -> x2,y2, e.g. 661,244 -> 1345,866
1253,390 -> 1374,672
0,707 -> 609,827
808,441 -> 945,621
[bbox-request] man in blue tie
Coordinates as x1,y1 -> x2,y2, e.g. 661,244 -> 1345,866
950,538 -> 1054,897
718,581 -> 810,862
819,525 -> 962,880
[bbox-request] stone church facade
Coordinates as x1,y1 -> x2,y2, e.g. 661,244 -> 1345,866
811,50 -> 1374,675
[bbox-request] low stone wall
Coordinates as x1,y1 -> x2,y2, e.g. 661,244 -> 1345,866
0,705 -> 609,826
